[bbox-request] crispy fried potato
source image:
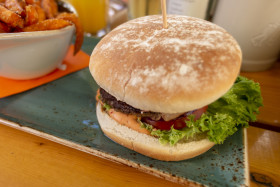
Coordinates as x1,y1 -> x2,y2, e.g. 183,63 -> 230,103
41,0 -> 58,18
1,0 -> 84,54
25,0 -> 40,6
5,0 -> 25,15
49,0 -> 58,16
25,4 -> 39,26
22,18 -> 72,32
0,21 -> 11,32
0,5 -> 24,28
56,12 -> 84,55
33,4 -> 46,21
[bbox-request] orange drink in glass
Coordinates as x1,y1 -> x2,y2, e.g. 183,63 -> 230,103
67,0 -> 108,37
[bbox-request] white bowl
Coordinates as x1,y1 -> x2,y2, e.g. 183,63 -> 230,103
0,25 -> 75,80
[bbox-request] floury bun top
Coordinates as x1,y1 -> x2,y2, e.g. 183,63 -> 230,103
89,15 -> 242,113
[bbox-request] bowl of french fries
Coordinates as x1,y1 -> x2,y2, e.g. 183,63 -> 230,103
0,0 -> 83,80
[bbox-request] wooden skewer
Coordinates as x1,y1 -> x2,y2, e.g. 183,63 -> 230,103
161,0 -> 168,29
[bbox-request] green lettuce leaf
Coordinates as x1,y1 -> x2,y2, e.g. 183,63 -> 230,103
207,76 -> 263,126
140,76 -> 263,145
103,103 -> 111,111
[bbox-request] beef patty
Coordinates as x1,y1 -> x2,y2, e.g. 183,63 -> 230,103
99,88 -> 161,120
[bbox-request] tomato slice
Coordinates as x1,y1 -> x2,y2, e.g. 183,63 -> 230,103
142,106 -> 208,130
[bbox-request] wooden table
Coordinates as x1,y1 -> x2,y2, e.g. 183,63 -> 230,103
0,62 -> 279,186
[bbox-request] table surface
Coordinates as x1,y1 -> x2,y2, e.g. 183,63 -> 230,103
0,61 -> 279,186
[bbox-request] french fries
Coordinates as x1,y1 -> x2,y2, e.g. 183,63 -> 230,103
25,4 -> 39,26
41,0 -> 57,18
5,0 -> 25,16
0,0 -> 84,55
25,0 -> 40,6
0,4 -> 24,28
56,12 -> 84,55
23,18 -> 71,31
0,21 -> 10,32
34,4 -> 46,21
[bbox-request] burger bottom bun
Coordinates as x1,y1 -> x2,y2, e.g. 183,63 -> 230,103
96,103 -> 215,161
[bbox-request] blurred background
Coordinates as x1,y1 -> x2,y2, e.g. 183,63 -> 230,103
64,0 -> 216,37
65,0 -> 280,72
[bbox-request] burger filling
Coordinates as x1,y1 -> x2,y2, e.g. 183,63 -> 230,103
99,88 -> 207,131
97,76 -> 263,146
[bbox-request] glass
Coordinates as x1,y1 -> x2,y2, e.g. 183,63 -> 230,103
67,0 -> 109,37
128,0 -> 161,20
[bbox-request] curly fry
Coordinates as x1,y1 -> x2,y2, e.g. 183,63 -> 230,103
41,0 -> 58,18
0,5 -> 24,28
56,12 -> 84,55
4,0 -> 25,15
25,4 -> 39,26
22,18 -> 72,32
0,21 -> 11,33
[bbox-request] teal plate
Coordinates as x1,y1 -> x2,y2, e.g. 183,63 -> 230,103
0,37 -> 249,186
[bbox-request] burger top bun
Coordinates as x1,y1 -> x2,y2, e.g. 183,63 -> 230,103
89,15 -> 242,113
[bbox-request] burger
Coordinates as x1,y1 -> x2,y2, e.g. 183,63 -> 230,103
89,15 -> 262,161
